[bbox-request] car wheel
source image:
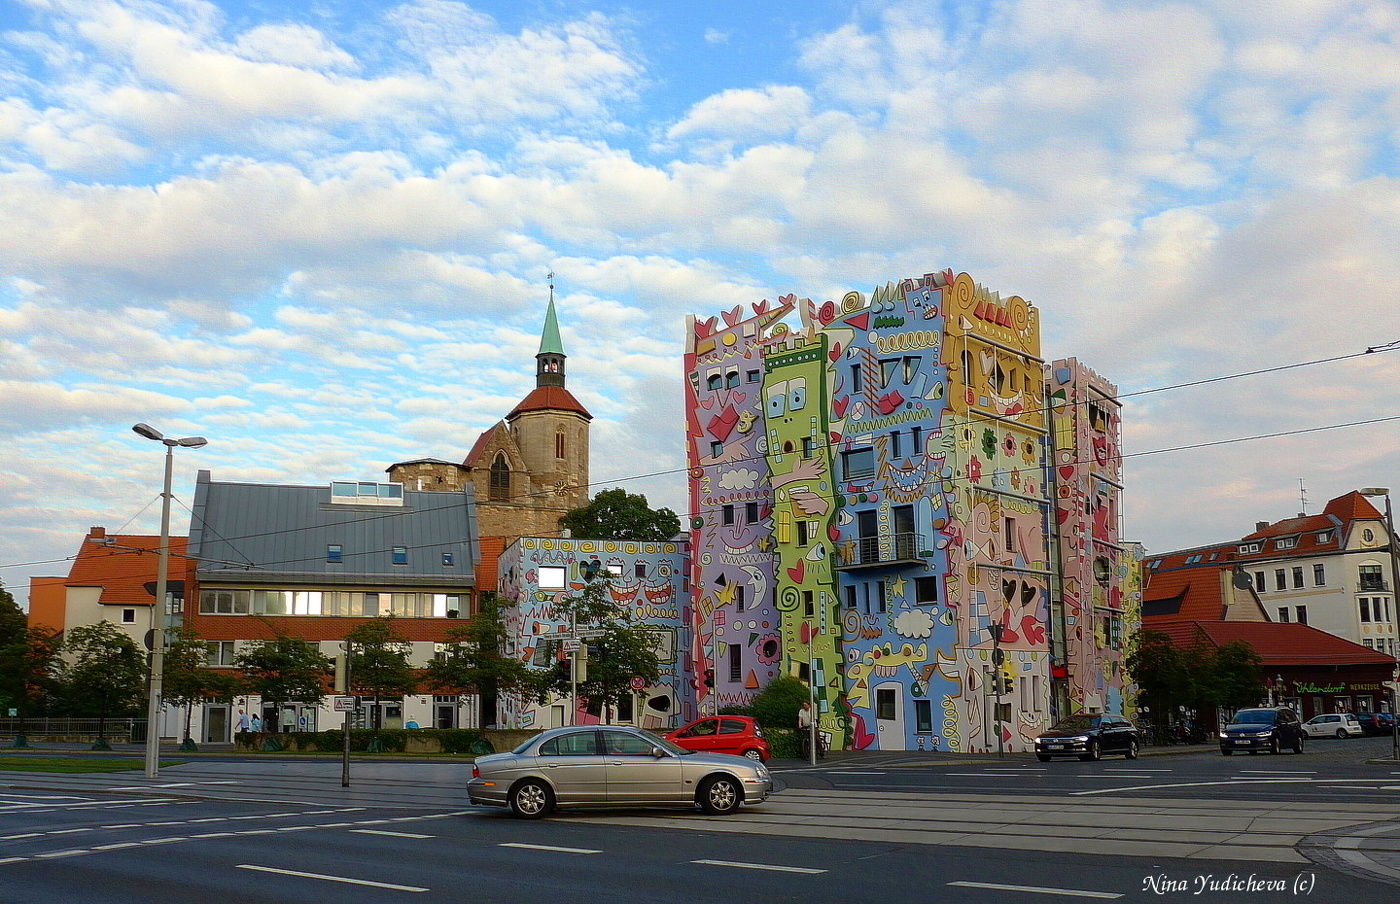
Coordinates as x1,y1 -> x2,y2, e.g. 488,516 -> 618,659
1293,736 -> 1305,754
1269,737 -> 1280,755
1220,748 -> 1233,756
1079,740 -> 1101,762
1336,729 -> 1347,739
699,775 -> 743,815
742,749 -> 763,760
1125,739 -> 1139,760
1036,753 -> 1051,762
508,779 -> 554,819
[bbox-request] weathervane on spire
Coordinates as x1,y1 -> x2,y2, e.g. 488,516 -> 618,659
548,270 -> 555,305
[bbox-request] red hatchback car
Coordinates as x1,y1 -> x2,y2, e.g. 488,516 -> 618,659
665,716 -> 770,761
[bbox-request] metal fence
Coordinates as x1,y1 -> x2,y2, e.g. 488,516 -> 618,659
0,718 -> 145,742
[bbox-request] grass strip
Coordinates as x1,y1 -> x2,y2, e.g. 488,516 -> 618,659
0,757 -> 185,773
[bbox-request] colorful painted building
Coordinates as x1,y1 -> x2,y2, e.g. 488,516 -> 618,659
496,537 -> 690,731
685,269 -> 1132,752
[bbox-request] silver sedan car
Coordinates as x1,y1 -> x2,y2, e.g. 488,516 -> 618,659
468,724 -> 774,819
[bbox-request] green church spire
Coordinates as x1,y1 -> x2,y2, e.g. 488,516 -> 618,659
538,273 -> 565,357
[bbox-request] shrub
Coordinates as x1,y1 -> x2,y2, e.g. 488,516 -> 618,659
750,675 -> 810,733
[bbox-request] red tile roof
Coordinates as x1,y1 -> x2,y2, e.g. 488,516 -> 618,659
463,423 -> 503,468
1142,567 -> 1227,621
66,531 -> 189,606
1146,619 -> 1396,668
506,386 -> 592,421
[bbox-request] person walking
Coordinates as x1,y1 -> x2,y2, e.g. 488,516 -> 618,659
235,710 -> 250,733
798,701 -> 814,760
249,713 -> 262,732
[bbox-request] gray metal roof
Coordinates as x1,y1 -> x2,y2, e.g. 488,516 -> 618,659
188,470 -> 477,588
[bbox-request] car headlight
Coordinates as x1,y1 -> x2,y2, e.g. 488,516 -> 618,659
1071,735 -> 1090,743
1219,732 -> 1228,740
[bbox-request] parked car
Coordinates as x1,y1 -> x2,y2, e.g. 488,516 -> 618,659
1034,713 -> 1140,761
1302,713 -> 1364,739
664,715 -> 770,761
1219,706 -> 1305,755
467,724 -> 773,819
1357,712 -> 1396,736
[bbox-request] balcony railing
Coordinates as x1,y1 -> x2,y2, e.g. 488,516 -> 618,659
1359,579 -> 1391,593
837,532 -> 926,568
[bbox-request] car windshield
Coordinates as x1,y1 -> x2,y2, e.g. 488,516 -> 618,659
514,727 -> 692,757
1050,715 -> 1099,732
1230,710 -> 1278,724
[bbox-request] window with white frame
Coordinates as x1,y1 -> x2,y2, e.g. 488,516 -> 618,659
538,566 -> 567,590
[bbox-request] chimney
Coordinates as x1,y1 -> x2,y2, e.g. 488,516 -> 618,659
87,526 -> 106,541
1255,522 -> 1269,532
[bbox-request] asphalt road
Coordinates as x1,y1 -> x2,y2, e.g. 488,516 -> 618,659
0,736 -> 1398,903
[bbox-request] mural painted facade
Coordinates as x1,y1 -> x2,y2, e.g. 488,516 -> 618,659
685,269 -> 1128,752
497,537 -> 689,731
1047,360 -> 1133,716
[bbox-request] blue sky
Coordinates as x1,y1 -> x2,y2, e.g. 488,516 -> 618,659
3,0 -> 1400,608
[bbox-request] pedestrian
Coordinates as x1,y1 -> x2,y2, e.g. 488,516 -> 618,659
235,710 -> 250,733
798,701 -> 813,758
250,713 -> 262,732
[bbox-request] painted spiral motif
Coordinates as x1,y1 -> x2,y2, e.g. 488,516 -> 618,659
777,585 -> 801,612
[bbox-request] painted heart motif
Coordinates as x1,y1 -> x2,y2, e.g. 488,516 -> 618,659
851,713 -> 876,750
1059,465 -> 1075,479
787,560 -> 805,583
828,523 -> 841,542
833,396 -> 850,418
722,305 -> 743,326
828,341 -> 843,362
829,431 -> 841,444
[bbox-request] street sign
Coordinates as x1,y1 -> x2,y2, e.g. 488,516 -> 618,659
562,639 -> 580,654
629,676 -> 646,691
333,696 -> 356,712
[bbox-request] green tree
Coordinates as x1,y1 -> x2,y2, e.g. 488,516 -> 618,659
1201,640 -> 1265,717
539,574 -> 661,723
344,616 -> 416,730
235,633 -> 329,731
0,624 -> 63,734
559,488 -> 681,541
1125,629 -> 1197,743
427,593 -> 541,727
162,626 -> 242,745
749,674 -> 811,734
0,580 -> 24,650
58,622 -> 147,742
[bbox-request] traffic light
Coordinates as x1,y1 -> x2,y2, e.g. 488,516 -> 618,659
572,649 -> 587,683
991,672 -> 1005,695
1003,672 -> 1015,695
703,668 -> 715,689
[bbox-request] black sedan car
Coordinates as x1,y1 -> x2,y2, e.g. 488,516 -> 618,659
1219,706 -> 1305,755
1034,713 -> 1139,761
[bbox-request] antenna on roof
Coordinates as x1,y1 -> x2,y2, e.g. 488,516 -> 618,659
1298,478 -> 1309,515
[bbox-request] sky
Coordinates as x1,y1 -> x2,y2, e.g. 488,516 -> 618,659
3,0 -> 1400,610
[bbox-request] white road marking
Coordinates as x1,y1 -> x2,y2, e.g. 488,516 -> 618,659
237,864 -> 428,892
1240,770 -> 1315,774
949,880 -> 1121,899
499,843 -> 601,854
34,850 -> 86,860
692,859 -> 826,874
825,771 -> 886,776
352,829 -> 434,839
0,857 -> 27,865
1072,778 -> 1313,796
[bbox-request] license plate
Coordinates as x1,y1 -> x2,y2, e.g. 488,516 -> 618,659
1234,739 -> 1250,745
1046,743 -> 1064,750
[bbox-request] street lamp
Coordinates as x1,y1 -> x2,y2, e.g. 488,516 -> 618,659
1360,487 -> 1400,762
133,423 -> 207,779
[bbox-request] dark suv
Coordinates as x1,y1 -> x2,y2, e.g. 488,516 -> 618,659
1219,706 -> 1304,755
1034,713 -> 1139,761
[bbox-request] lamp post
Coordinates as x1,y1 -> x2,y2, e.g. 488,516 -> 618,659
133,423 -> 207,780
1360,488 -> 1400,762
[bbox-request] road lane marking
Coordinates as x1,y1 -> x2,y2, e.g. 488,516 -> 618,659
237,864 -> 428,892
499,843 -> 601,854
1072,778 -> 1313,796
692,859 -> 826,874
949,880 -> 1120,899
0,857 -> 28,864
352,829 -> 434,839
34,850 -> 86,860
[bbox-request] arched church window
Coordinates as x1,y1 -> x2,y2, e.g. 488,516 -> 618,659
556,430 -> 566,459
490,453 -> 510,501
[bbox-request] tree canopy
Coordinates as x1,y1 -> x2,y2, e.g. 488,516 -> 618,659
162,625 -> 242,742
345,616 -> 416,729
427,593 -> 542,727
235,633 -> 330,710
58,621 -> 147,734
559,488 -> 681,541
539,574 -> 661,722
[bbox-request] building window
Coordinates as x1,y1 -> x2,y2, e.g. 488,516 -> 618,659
120,608 -> 136,624
1254,571 -> 1265,592
556,431 -> 566,459
850,364 -> 863,393
327,544 -> 342,563
876,580 -> 887,614
803,590 -> 814,618
1277,607 -> 1290,623
911,425 -> 922,454
1360,564 -> 1385,591
728,643 -> 741,683
1239,542 -> 1261,554
801,437 -> 814,459
1276,537 -> 1297,550
890,431 -> 902,458
842,448 -> 876,480
1292,566 -> 1303,588
707,374 -> 722,391
489,453 -> 510,502
1296,605 -> 1308,625
915,577 -> 939,606
797,520 -> 812,546
736,585 -> 746,612
442,553 -> 454,567
746,369 -> 759,383
1361,598 -> 1372,623
1314,564 -> 1326,586
711,440 -> 723,457
726,370 -> 740,389
634,561 -> 646,579
539,566 -> 567,590
1004,518 -> 1016,554
722,504 -> 734,526
845,586 -> 857,609
876,687 -> 896,721
1365,638 -> 1376,649
204,641 -> 236,667
392,547 -> 408,565
914,699 -> 933,733
745,501 -> 759,523
1274,569 -> 1286,591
